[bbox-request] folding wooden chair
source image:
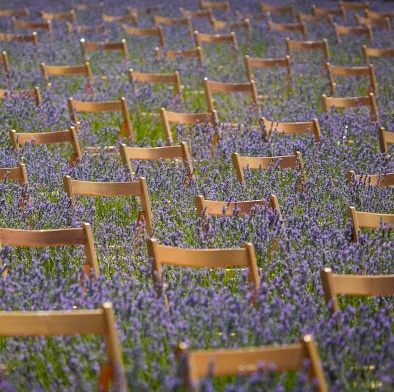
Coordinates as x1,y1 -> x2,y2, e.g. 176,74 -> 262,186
0,32 -> 38,46
320,267 -> 394,315
155,47 -> 203,63
160,107 -> 218,145
362,46 -> 394,64
194,31 -> 238,59
0,163 -> 28,184
285,38 -> 330,68
321,93 -> 378,121
355,13 -> 391,32
12,18 -> 52,35
102,12 -> 138,25
333,23 -> 372,43
0,8 -> 29,18
260,117 -> 321,143
40,10 -> 77,22
310,4 -> 345,20
0,223 -> 99,278
176,334 -> 327,392
122,25 -> 165,47
147,238 -> 259,304
346,171 -> 394,187
67,97 -> 134,143
268,21 -> 307,39
261,3 -> 295,21
9,127 -> 82,166
232,151 -> 305,185
326,63 -> 378,95
0,86 -> 41,106
377,127 -> 394,155
80,38 -> 128,62
0,302 -> 127,391
199,0 -> 230,12
211,18 -> 252,41
347,206 -> 394,243
67,23 -> 106,34
153,15 -> 193,37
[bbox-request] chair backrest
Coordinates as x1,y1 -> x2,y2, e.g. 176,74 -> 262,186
0,32 -> 38,46
334,23 -> 372,43
127,5 -> 162,16
181,8 -> 213,20
119,142 -> 194,180
261,3 -> 295,20
194,31 -> 238,58
67,23 -> 106,34
147,238 -> 259,302
63,176 -> 153,236
326,63 -> 377,95
339,0 -> 370,14
203,78 -> 258,113
122,25 -> 165,47
362,45 -> 394,64
0,223 -> 99,278
355,13 -> 391,31
260,117 -> 321,143
12,17 -> 52,34
0,302 -> 127,391
364,9 -> 394,21
0,163 -> 28,184
346,171 -> 394,187
177,334 -> 327,392
72,3 -> 105,12
320,267 -> 394,315
0,8 -> 29,17
155,47 -> 203,62
310,4 -> 345,19
211,18 -> 252,41
285,38 -> 330,66
67,97 -> 134,142
268,21 -> 307,39
160,107 -> 218,145
321,93 -> 378,121
377,127 -> 394,154
40,10 -> 77,22
9,127 -> 82,165
232,151 -> 305,184
0,86 -> 41,106
297,11 -> 332,24
153,15 -> 193,37
80,38 -> 128,61
200,0 -> 230,12
102,12 -> 138,25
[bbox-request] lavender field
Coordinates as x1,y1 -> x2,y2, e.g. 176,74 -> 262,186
0,0 -> 393,390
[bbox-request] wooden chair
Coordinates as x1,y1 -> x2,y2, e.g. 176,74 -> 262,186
320,267 -> 394,315
232,151 -> 305,185
102,12 -> 138,25
260,117 -> 321,143
180,8 -> 213,23
355,13 -> 391,32
63,176 -> 153,236
285,38 -> 330,68
0,223 -> 99,278
362,46 -> 394,64
0,8 -> 29,18
199,0 -> 230,12
176,334 -> 327,392
0,163 -> 28,184
339,1 -> 370,18
66,23 -> 106,34
67,97 -> 134,143
377,127 -> 394,155
119,142 -> 194,180
268,21 -> 307,39
0,86 -> 41,106
203,78 -> 259,114
333,23 -> 372,43
364,9 -> 394,22
326,63 -> 378,95
0,32 -> 38,46
147,238 -> 259,304
0,302 -> 127,391
321,93 -> 378,121
40,10 -> 77,22
297,12 -> 333,25
72,3 -> 104,12
347,206 -> 394,243
80,38 -> 128,62
12,18 -> 52,34
127,5 -> 162,17
155,47 -> 203,63
310,4 -> 345,20
153,15 -> 193,37
160,107 -> 218,145
194,31 -> 238,59
346,171 -> 394,187
9,127 -> 82,166
261,3 -> 295,21
122,25 -> 165,47
211,18 -> 252,41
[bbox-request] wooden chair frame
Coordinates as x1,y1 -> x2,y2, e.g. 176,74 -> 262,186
362,45 -> 394,64
155,47 -> 203,63
333,23 -> 372,43
40,10 -> 77,22
377,127 -> 394,154
0,86 -> 41,106
153,15 -> 193,37
297,12 -> 332,24
102,12 -> 138,25
200,0 -> 230,12
0,223 -> 99,278
355,14 -> 391,32
177,334 -> 327,392
261,3 -> 295,21
339,1 -> 370,15
10,127 -> 82,166
364,9 -> 394,21
0,8 -> 29,18
72,3 -> 104,12
347,205 -> 394,243
0,163 -> 28,184
0,32 -> 38,46
127,5 -> 162,17
180,8 -> 213,21
194,31 -> 238,58
268,21 -> 307,40
12,18 -> 52,34
285,38 -> 330,67
80,38 -> 128,61
321,93 -> 378,121
310,5 -> 345,20
346,171 -> 394,187
320,267 -> 394,315
211,18 -> 252,41
67,23 -> 106,34
0,302 -> 127,391
122,25 -> 165,47
63,176 -> 153,236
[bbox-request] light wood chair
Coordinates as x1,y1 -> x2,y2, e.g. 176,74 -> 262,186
72,3 -> 104,12
127,5 -> 162,16
119,142 -> 194,180
364,9 -> 394,21
268,21 -> 307,40
160,107 -> 218,145
194,31 -> 238,59
102,12 -> 138,25
180,8 -> 213,22
0,8 -> 29,18
0,163 -> 28,184
326,62 -> 377,95
285,38 -> 330,67
80,38 -> 128,62
147,238 -> 259,304
321,93 -> 378,121
362,46 -> 394,64
0,86 -> 41,106
66,23 -> 106,34
378,127 -> 394,155
297,12 -> 332,25
310,4 -> 345,20
339,1 -> 370,18
333,23 -> 372,43
260,117 -> 321,143
153,15 -> 193,37
155,47 -> 203,63
355,13 -> 391,32
261,3 -> 295,21
40,10 -> 77,22
67,97 -> 134,143
9,127 -> 82,166
0,302 -> 127,391
176,334 -> 327,392
232,151 -> 305,185
122,25 -> 165,47
320,267 -> 394,315
0,32 -> 38,46
0,223 -> 99,278
12,18 -> 52,34
211,18 -> 252,41
200,0 -> 230,12
347,206 -> 394,243
346,171 -> 394,187
63,176 -> 153,236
